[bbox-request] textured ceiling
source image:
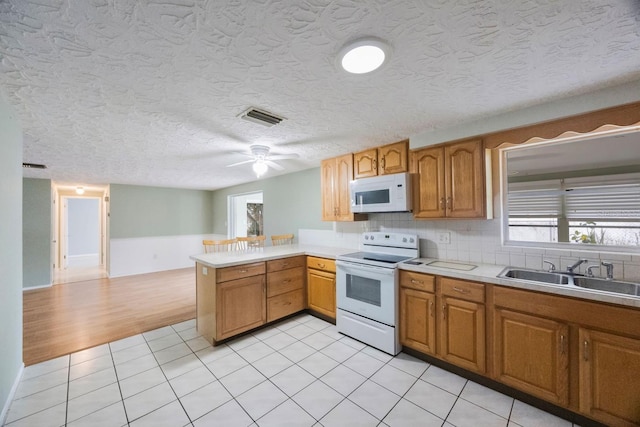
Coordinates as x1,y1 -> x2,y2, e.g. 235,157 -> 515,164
1,0 -> 640,190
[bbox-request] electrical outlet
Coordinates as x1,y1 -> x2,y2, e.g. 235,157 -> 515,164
202,267 -> 208,276
437,232 -> 451,244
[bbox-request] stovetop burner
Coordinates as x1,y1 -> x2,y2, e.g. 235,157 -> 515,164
336,232 -> 419,268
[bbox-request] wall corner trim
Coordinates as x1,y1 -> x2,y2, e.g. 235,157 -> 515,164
1,363 -> 24,425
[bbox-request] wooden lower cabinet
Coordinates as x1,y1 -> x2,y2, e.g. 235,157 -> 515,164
579,328 -> 640,427
439,296 -> 485,373
266,257 -> 305,322
307,258 -> 336,319
400,287 -> 436,355
216,275 -> 266,340
493,308 -> 569,406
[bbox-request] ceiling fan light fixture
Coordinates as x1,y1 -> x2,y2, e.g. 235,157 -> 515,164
252,160 -> 268,177
339,37 -> 390,74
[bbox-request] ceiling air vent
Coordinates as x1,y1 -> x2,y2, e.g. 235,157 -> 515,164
239,107 -> 285,127
22,163 -> 47,169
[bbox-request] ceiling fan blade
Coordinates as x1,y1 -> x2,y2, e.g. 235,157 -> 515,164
266,160 -> 284,171
269,153 -> 300,161
226,159 -> 255,168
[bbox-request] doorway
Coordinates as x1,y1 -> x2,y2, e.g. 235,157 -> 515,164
53,184 -> 109,284
228,191 -> 264,238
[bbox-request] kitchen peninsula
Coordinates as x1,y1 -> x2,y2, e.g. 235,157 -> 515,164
191,245 -> 349,345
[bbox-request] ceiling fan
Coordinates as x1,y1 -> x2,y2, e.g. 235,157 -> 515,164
226,144 -> 299,177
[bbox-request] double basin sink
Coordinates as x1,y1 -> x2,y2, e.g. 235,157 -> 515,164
498,267 -> 640,297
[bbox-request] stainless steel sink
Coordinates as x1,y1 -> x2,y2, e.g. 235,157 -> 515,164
573,277 -> 640,296
498,267 -> 640,297
498,268 -> 571,285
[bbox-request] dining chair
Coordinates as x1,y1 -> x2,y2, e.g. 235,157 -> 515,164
271,233 -> 294,246
203,239 -> 237,253
237,235 -> 266,250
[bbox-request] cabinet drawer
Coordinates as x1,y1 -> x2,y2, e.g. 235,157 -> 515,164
307,256 -> 336,273
216,262 -> 266,283
267,256 -> 305,273
440,277 -> 485,303
400,270 -> 435,292
267,267 -> 304,297
267,289 -> 304,322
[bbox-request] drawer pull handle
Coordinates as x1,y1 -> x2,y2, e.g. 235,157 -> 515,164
239,269 -> 248,273
410,279 -> 424,285
318,263 -> 325,268
282,262 -> 289,267
560,335 -> 566,355
442,304 -> 446,319
453,286 -> 470,294
429,300 -> 434,317
283,279 -> 291,284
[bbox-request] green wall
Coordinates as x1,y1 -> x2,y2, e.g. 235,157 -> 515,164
110,184 -> 214,238
0,93 -> 23,417
212,167 -> 331,238
23,178 -> 51,288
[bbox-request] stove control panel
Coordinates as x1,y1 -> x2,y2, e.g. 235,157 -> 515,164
361,232 -> 418,249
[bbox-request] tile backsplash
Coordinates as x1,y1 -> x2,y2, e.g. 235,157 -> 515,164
299,213 -> 640,282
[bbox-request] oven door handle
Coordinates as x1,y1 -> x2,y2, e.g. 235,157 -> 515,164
336,260 -> 396,276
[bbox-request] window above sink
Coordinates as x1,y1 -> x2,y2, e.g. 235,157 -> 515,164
501,127 -> 640,253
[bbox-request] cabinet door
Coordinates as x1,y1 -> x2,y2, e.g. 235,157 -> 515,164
439,296 -> 485,373
400,287 -> 436,355
354,148 -> 378,179
321,158 -> 337,220
334,153 -> 355,221
579,328 -> 640,426
307,268 -> 336,319
411,146 -> 445,218
494,308 -> 569,406
444,139 -> 484,218
379,140 -> 408,175
216,275 -> 266,340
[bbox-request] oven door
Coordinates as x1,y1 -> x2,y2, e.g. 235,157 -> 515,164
336,260 -> 398,326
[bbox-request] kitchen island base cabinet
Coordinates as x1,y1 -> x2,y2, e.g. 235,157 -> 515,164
494,308 -> 569,406
217,275 -> 266,341
579,328 -> 640,427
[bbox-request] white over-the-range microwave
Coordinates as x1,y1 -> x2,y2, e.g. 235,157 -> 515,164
349,172 -> 412,213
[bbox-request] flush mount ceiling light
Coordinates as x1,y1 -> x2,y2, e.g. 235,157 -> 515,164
339,37 -> 390,74
76,187 -> 85,195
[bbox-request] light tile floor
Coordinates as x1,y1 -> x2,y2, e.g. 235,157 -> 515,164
3,314 -> 582,427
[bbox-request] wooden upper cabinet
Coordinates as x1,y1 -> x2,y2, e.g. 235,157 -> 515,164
353,148 -> 378,179
379,139 -> 408,175
411,138 -> 486,219
354,140 -> 409,179
321,153 -> 367,221
411,146 -> 445,218
445,139 -> 484,218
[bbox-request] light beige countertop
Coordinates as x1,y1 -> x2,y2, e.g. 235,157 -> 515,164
399,258 -> 640,309
191,247 -> 640,309
190,244 -> 352,268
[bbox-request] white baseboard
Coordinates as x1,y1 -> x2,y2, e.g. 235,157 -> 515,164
1,363 -> 24,425
23,283 -> 52,291
109,234 -> 226,278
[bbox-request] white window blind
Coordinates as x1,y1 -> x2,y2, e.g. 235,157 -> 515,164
508,173 -> 640,220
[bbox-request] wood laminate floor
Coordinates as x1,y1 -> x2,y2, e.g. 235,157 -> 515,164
23,268 -> 196,366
